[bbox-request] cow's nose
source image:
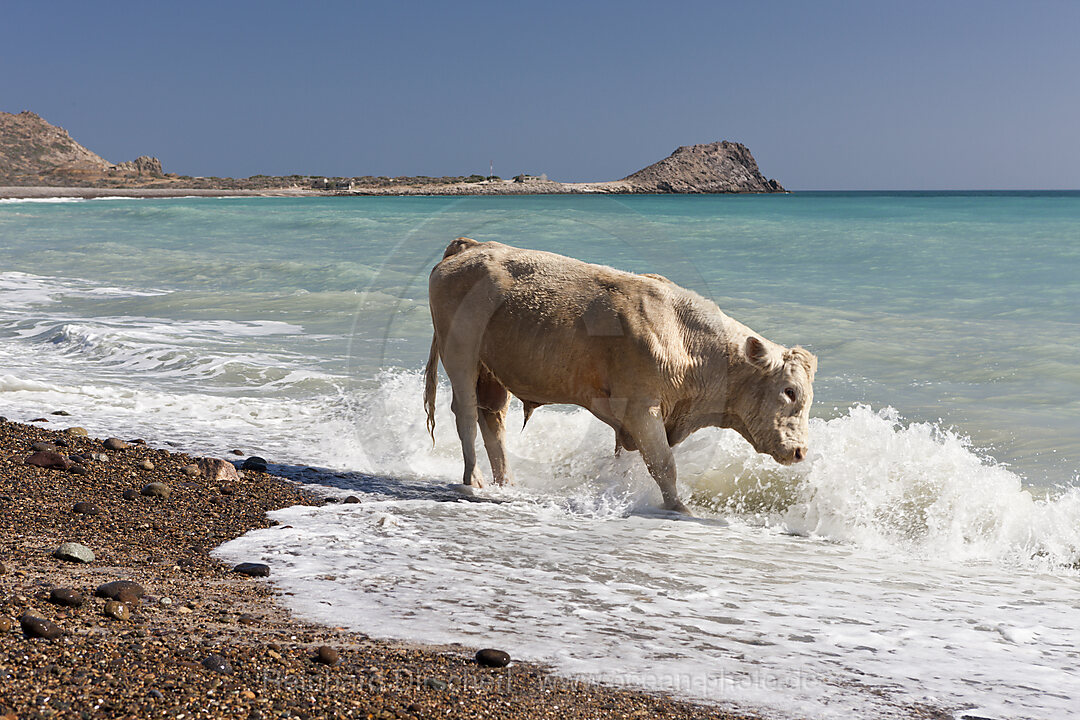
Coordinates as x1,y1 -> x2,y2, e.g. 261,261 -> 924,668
793,446 -> 806,462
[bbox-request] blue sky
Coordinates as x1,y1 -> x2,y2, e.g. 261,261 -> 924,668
2,0 -> 1078,189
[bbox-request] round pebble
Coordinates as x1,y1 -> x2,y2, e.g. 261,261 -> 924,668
343,495 -> 361,504
141,482 -> 171,499
423,677 -> 448,690
0,617 -> 11,632
19,614 -> 62,640
54,542 -> 95,563
138,459 -> 155,471
30,441 -> 58,453
241,456 -> 268,472
68,463 -> 88,475
475,648 -> 511,668
103,600 -> 130,620
233,562 -> 270,577
73,501 -> 101,516
64,427 -> 88,436
52,410 -> 71,416
181,464 -> 200,477
103,437 -> 129,451
49,588 -> 84,607
122,489 -> 140,501
230,449 -> 244,456
201,654 -> 233,675
316,646 -> 340,665
95,580 -> 146,604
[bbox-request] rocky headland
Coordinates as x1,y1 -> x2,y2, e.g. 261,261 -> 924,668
1,111 -> 786,198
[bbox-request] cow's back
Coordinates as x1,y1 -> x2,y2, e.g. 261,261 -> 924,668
429,241 -> 692,407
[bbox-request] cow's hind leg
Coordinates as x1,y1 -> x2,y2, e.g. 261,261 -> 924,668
446,365 -> 484,487
477,366 -> 512,486
627,406 -> 691,515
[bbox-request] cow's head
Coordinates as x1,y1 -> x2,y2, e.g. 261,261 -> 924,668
734,336 -> 817,465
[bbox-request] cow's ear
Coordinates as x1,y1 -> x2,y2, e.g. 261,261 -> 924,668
745,336 -> 780,371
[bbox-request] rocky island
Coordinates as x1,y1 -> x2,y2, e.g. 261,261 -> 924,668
0,110 -> 786,198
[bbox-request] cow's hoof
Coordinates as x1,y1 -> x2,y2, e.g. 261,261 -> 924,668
666,501 -> 693,516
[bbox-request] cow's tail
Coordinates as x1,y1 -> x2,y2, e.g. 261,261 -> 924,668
425,237 -> 479,444
424,333 -> 440,446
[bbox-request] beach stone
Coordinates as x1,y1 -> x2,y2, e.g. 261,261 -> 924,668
64,426 -> 88,436
30,417 -> 48,422
0,560 -> 6,575
138,459 -> 155,471
49,588 -> 84,607
130,438 -> 146,445
201,654 -> 233,675
30,441 -> 58,453
147,689 -> 164,700
181,464 -> 200,477
422,677 -> 448,690
233,562 -> 270,577
73,501 -> 101,516
230,449 -> 244,456
241,456 -> 268,472
91,452 -> 109,462
197,457 -> 240,481
103,600 -> 130,620
103,437 -> 129,451
52,410 -> 70,416
54,437 -> 69,447
475,648 -> 511,668
68,463 -> 88,475
122,489 -> 140,501
95,580 -> 145,604
19,614 -> 62,640
316,646 -> 340,665
54,542 -> 95,563
25,451 -> 72,471
69,453 -> 88,464
0,617 -> 10,632
343,495 -> 361,504
141,482 -> 171,499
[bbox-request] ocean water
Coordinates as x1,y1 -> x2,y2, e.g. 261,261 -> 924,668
1,193 -> 1078,719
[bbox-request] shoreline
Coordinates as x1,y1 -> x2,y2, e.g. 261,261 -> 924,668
0,414 -> 762,719
0,182 -> 788,200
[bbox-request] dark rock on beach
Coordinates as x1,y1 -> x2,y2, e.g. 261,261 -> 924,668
96,580 -> 145,604
241,456 -> 268,472
64,426 -> 88,436
233,562 -> 270,577
19,614 -> 62,640
122,488 -> 140,501
73,500 -> 101,515
476,648 -> 512,668
103,437 -> 129,451
201,653 -> 233,675
316,645 -> 340,665
49,587 -> 84,607
30,441 -> 58,452
103,600 -> 130,620
141,482 -> 171,498
25,450 -> 72,471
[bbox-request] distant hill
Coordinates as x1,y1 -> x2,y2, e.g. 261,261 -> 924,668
0,111 -> 161,185
623,141 -> 784,193
0,111 -> 785,195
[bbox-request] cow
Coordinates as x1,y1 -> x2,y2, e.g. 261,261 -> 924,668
423,237 -> 817,514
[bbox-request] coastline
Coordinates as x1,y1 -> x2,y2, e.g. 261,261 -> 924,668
0,414 -> 760,719
0,181 -> 788,200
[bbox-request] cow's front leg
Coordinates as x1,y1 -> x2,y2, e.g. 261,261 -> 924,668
630,407 -> 691,515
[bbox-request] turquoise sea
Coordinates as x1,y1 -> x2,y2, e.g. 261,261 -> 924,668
2,193 -> 1079,719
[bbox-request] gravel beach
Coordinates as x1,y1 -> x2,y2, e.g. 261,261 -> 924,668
0,415 -> 758,720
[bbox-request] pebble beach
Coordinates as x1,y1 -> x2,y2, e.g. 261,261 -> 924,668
0,414 -> 763,720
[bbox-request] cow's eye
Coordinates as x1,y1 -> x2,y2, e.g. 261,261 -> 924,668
784,388 -> 797,401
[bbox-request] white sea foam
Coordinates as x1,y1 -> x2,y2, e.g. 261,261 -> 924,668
212,371 -> 1080,720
